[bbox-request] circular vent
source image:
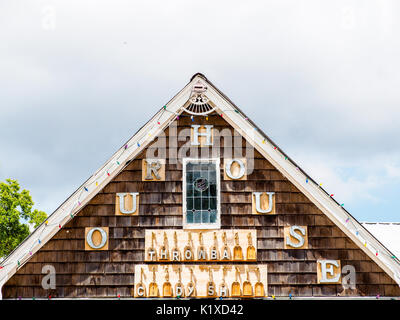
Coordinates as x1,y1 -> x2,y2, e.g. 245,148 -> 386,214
183,93 -> 216,115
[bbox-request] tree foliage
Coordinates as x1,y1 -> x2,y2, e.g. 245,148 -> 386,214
0,179 -> 47,258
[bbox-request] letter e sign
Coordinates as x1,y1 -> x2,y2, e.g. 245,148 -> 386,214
317,259 -> 341,284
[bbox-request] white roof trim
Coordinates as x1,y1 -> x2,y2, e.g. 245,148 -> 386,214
1,74 -> 399,297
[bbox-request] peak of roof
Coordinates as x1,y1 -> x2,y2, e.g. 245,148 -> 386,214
190,72 -> 208,82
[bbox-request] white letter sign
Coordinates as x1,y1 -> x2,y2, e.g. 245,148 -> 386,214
318,260 -> 341,284
191,125 -> 213,146
85,227 -> 109,250
225,159 -> 246,180
252,192 -> 275,214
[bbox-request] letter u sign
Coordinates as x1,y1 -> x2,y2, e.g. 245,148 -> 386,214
252,192 -> 275,214
115,192 -> 139,215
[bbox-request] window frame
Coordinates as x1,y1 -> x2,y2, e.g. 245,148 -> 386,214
182,158 -> 221,229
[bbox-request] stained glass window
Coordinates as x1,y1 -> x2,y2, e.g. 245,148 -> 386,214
184,159 -> 219,227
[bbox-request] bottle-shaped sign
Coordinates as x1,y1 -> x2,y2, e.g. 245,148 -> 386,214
159,232 -> 169,261
219,266 -> 229,297
135,268 -> 146,297
207,267 -> 216,297
183,232 -> 194,261
246,232 -> 256,261
254,267 -> 265,297
186,267 -> 196,297
243,268 -> 253,297
231,267 -> 241,297
175,266 -> 184,298
171,231 -> 181,261
209,232 -> 219,260
233,232 -> 243,260
197,232 -> 207,260
221,232 -> 231,260
149,266 -> 159,297
147,232 -> 157,261
162,267 -> 172,297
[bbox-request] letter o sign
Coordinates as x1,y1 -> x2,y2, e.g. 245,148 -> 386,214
85,227 -> 109,250
225,159 -> 246,180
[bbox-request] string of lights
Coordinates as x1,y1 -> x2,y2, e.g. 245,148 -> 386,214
1,102 -> 399,295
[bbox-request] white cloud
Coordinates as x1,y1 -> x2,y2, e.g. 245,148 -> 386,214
0,1 -> 399,220
290,149 -> 400,208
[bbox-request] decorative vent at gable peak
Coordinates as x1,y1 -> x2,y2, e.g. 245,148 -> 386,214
182,80 -> 216,115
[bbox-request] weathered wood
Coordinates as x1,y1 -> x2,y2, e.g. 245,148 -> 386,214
2,111 -> 399,298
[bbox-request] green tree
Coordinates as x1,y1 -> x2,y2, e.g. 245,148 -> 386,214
0,179 -> 47,258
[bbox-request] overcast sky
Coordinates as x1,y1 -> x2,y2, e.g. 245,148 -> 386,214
0,1 -> 399,222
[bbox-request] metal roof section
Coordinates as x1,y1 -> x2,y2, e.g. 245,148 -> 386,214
362,222 -> 400,258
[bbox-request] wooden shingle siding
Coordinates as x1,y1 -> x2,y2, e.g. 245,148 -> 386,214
2,113 -> 399,298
